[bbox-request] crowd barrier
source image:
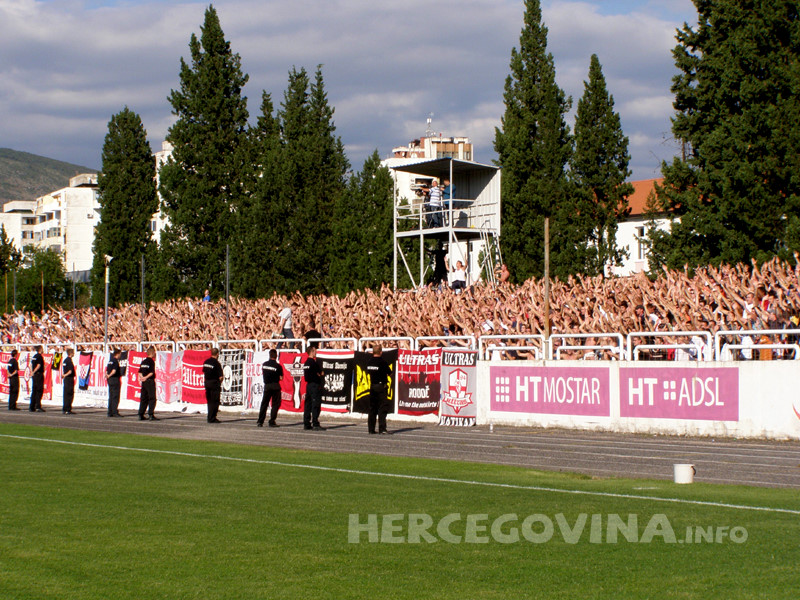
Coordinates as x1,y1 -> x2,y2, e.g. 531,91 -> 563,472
11,327 -> 799,361
3,331 -> 799,440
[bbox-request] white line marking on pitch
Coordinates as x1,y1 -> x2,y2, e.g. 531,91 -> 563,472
2,433 -> 799,516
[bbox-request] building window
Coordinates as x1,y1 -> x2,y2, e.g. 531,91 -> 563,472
636,226 -> 647,261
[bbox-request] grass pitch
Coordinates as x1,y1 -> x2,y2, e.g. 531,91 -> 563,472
0,423 -> 798,600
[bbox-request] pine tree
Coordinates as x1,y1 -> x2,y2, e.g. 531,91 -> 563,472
272,66 -> 348,295
571,54 -> 634,277
234,91 -> 283,298
651,0 -> 800,271
157,4 -> 249,298
90,107 -> 158,307
329,150 -> 393,295
493,0 -> 577,282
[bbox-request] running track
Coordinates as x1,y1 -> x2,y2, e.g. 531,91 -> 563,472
2,408 -> 799,489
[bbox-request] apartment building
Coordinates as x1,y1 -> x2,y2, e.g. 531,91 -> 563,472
0,174 -> 100,280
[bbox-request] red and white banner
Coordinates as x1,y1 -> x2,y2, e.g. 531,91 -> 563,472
279,351 -> 307,413
181,350 -> 210,405
397,348 -> 442,416
244,350 -> 270,411
0,351 -> 10,395
439,349 -> 478,426
156,351 -> 182,405
126,351 -> 147,402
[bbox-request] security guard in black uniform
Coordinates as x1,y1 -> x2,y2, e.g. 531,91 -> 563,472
30,345 -> 45,412
203,347 -> 224,423
302,346 -> 324,430
366,345 -> 392,434
7,349 -> 20,410
62,348 -> 76,414
138,346 -> 158,420
258,349 -> 283,427
106,348 -> 122,417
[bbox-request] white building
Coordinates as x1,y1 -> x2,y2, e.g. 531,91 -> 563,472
610,178 -> 671,277
0,174 -> 101,281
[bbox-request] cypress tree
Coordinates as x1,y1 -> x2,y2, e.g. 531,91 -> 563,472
274,66 -> 348,295
651,0 -> 800,271
234,91 -> 283,298
571,54 -> 634,277
329,150 -> 393,295
493,0 -> 577,282
157,4 -> 249,298
91,107 -> 157,307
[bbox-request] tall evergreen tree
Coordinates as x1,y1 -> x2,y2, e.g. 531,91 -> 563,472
234,91 -> 283,298
329,150 -> 393,295
90,107 -> 158,307
650,0 -> 800,271
157,4 -> 249,298
571,54 -> 634,277
494,0 -> 578,282
271,66 -> 348,295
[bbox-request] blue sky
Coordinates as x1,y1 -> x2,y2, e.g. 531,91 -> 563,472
0,0 -> 697,181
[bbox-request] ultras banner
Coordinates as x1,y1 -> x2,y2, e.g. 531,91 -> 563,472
126,351 -> 146,402
279,351 -> 307,413
0,351 -> 10,395
220,349 -> 244,406
75,352 -> 111,404
244,350 -> 270,411
156,351 -> 182,405
181,350 -> 210,405
396,348 -> 442,416
353,350 -> 398,414
318,349 -> 354,413
439,349 -> 478,426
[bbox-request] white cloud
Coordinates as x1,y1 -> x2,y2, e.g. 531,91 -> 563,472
0,0 -> 696,181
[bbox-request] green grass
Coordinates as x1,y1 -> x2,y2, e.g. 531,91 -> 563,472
1,423 -> 798,600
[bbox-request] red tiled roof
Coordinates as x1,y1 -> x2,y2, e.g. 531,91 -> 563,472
627,178 -> 663,217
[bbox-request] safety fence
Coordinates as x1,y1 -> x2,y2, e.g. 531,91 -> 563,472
9,327 -> 800,362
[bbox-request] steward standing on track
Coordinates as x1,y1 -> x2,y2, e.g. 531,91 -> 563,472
366,345 -> 392,435
203,347 -> 224,424
302,346 -> 324,431
258,349 -> 283,428
62,348 -> 75,414
138,346 -> 158,421
7,349 -> 20,410
106,348 -> 122,417
30,345 -> 45,412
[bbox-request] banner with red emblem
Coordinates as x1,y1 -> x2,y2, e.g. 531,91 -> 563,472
438,349 -> 478,426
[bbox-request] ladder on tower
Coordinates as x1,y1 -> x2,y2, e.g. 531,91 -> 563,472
479,221 -> 502,285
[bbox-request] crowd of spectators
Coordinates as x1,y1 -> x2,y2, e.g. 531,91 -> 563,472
1,256 -> 799,360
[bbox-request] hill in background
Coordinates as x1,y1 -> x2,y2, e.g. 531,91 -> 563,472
0,148 -> 98,206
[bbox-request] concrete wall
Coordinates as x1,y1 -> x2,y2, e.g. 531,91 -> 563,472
477,360 -> 800,440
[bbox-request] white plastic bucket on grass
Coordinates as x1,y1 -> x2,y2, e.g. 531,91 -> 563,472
674,463 -> 696,484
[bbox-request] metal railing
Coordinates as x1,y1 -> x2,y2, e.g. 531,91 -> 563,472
415,335 -> 477,350
715,329 -> 800,360
627,331 -> 713,362
6,329 -> 800,362
479,334 -> 545,360
549,333 -> 623,361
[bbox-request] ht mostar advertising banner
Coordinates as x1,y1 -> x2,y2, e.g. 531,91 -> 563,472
318,349 -> 354,413
439,349 -> 478,426
490,366 -> 610,416
619,367 -> 739,421
397,348 -> 441,416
